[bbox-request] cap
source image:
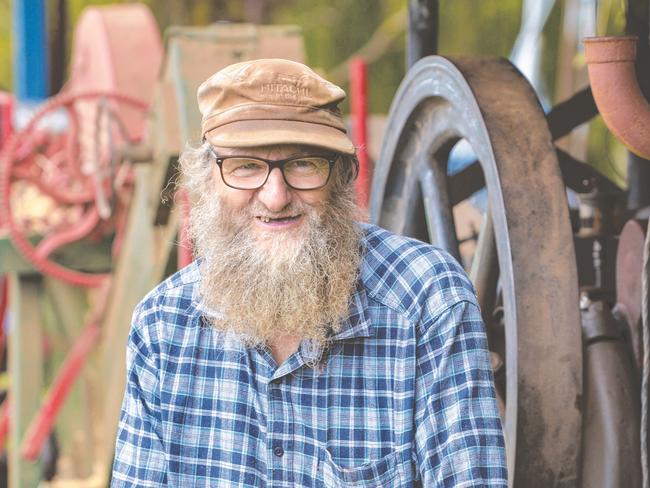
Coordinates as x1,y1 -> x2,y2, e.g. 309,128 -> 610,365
197,58 -> 355,155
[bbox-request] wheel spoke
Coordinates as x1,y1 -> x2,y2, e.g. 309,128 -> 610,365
470,209 -> 499,324
419,161 -> 460,261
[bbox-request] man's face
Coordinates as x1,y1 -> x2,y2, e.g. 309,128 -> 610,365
210,144 -> 333,249
189,142 -> 361,347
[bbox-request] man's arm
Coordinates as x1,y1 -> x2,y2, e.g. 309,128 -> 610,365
414,299 -> 507,487
111,310 -> 167,487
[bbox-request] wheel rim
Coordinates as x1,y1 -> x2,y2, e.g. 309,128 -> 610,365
370,56 -> 582,486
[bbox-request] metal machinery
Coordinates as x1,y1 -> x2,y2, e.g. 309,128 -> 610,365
0,2 -> 649,488
370,1 -> 650,487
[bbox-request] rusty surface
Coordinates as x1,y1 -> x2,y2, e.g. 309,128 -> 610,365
447,85 -> 614,202
370,56 -> 582,487
448,145 -> 620,205
584,36 -> 650,160
580,297 -> 641,488
615,219 -> 648,374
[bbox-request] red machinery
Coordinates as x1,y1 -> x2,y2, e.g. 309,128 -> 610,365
0,4 -> 162,485
1,4 -> 162,287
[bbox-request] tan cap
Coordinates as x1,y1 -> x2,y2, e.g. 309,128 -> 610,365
197,58 -> 355,155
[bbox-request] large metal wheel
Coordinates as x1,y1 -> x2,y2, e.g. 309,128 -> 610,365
370,56 -> 582,487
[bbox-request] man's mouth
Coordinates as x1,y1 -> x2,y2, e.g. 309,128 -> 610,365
257,215 -> 301,224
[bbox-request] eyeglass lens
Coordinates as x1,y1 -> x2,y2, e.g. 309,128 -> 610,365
221,156 -> 331,189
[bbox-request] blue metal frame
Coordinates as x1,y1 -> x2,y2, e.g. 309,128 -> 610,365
12,0 -> 48,101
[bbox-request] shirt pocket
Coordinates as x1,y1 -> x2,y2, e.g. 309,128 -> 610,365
320,448 -> 410,488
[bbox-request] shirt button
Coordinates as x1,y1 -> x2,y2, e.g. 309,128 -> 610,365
273,446 -> 284,457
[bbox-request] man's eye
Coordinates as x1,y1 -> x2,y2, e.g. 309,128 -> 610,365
294,159 -> 317,168
238,163 -> 263,170
286,158 -> 328,172
225,159 -> 267,175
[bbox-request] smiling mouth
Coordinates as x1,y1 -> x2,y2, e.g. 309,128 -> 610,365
257,215 -> 301,223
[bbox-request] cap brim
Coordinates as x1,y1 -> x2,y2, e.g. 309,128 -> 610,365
204,120 -> 356,155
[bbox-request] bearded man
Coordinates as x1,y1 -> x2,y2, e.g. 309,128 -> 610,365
111,59 -> 507,487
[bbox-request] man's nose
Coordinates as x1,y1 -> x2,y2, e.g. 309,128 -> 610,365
257,168 -> 292,212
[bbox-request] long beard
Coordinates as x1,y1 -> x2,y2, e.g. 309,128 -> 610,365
189,185 -> 362,348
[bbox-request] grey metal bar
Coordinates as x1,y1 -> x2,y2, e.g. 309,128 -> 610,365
407,0 -> 438,69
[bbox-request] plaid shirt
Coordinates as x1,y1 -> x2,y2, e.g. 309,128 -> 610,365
112,223 -> 507,487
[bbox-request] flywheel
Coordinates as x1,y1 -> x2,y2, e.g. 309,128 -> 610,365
369,56 -> 582,487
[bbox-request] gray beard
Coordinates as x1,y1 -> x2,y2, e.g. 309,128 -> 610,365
189,185 -> 363,348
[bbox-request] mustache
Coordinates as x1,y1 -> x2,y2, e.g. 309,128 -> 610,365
245,201 -> 311,218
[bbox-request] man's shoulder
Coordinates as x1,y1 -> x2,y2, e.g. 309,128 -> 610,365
359,223 -> 477,320
132,260 -> 201,325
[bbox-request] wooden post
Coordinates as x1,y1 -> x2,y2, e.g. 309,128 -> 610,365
42,278 -> 94,480
8,273 -> 43,488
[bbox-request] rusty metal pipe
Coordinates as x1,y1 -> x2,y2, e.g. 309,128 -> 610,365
584,36 -> 650,160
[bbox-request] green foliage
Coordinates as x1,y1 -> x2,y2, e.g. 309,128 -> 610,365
271,0 -> 405,113
540,2 -> 563,103
0,0 -> 12,91
438,0 -> 521,57
67,0 -> 120,25
271,0 -> 523,113
588,114 -> 628,188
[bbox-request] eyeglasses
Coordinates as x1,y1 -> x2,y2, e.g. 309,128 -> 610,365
210,148 -> 338,190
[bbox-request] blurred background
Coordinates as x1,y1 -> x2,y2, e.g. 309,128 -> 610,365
0,0 -> 631,185
1,1 -> 649,487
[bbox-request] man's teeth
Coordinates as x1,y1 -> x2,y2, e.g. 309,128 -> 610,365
260,216 -> 295,223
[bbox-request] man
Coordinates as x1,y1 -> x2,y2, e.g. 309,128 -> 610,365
112,58 -> 507,487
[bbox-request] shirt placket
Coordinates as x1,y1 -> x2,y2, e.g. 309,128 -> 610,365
267,375 -> 294,486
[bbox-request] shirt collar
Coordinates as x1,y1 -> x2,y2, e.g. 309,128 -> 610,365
272,280 -> 373,378
329,279 -> 374,341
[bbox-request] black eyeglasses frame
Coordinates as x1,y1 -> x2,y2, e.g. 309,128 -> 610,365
209,147 -> 339,191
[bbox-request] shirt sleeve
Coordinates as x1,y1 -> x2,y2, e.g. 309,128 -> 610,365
414,299 -> 508,487
111,307 -> 167,487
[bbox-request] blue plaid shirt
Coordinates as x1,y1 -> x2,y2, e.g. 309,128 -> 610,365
112,223 -> 507,487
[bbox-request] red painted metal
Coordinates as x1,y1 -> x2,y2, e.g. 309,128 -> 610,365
65,3 -> 163,141
11,163 -> 94,205
0,92 -> 13,153
34,208 -> 100,260
0,91 -> 148,287
20,280 -> 111,460
584,36 -> 650,160
350,58 -> 372,210
0,397 -> 10,449
0,93 -> 13,235
21,322 -> 101,460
